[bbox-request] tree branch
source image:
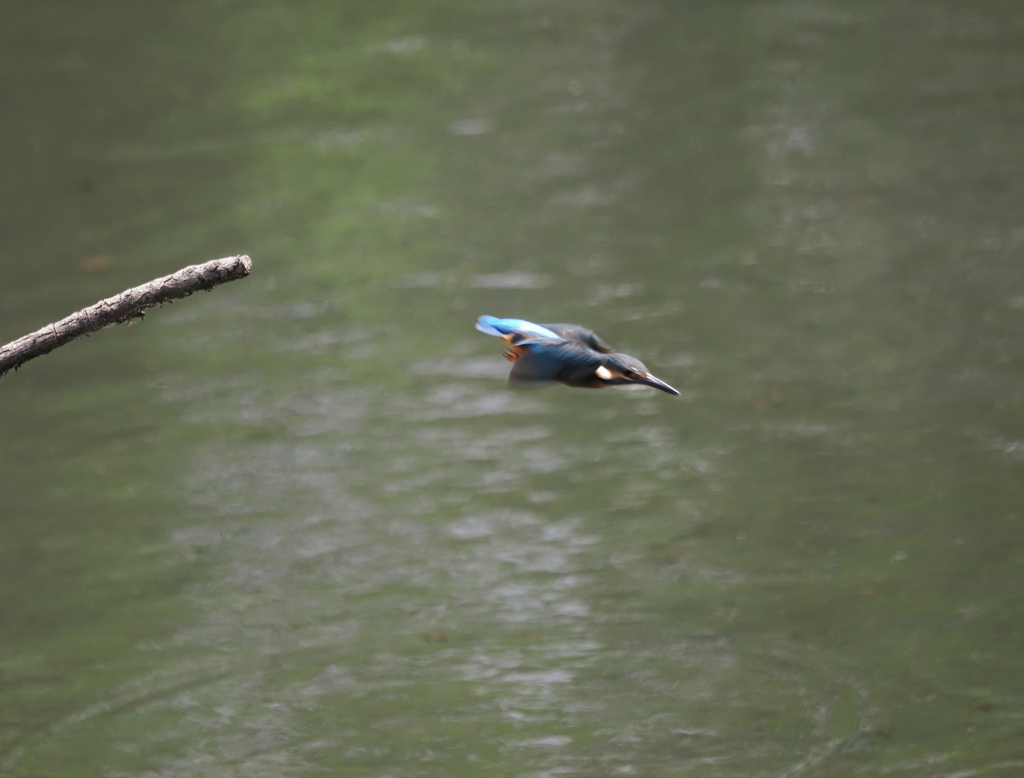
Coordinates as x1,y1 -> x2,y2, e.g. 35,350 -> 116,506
0,254 -> 253,381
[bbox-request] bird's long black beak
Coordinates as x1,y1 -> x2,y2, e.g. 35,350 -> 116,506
637,373 -> 680,396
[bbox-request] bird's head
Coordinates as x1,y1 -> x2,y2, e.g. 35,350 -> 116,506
593,353 -> 680,395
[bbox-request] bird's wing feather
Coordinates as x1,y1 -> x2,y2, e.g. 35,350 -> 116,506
540,323 -> 614,353
509,339 -> 602,386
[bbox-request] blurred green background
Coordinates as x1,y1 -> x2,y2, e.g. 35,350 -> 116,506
3,1 -> 1024,775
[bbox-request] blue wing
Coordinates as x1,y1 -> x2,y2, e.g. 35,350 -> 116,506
540,323 -> 614,353
509,339 -> 602,387
476,316 -> 560,341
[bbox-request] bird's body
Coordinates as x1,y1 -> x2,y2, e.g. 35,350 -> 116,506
475,315 -> 679,395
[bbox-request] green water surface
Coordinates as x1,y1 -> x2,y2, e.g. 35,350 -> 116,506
2,2 -> 1024,776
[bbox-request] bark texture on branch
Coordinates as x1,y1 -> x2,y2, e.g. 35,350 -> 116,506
0,254 -> 252,381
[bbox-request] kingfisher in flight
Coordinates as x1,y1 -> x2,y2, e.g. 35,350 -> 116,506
476,315 -> 679,395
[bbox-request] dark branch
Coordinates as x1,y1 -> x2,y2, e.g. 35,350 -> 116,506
0,255 -> 253,381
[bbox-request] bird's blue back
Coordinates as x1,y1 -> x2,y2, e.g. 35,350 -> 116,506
475,316 -> 560,341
